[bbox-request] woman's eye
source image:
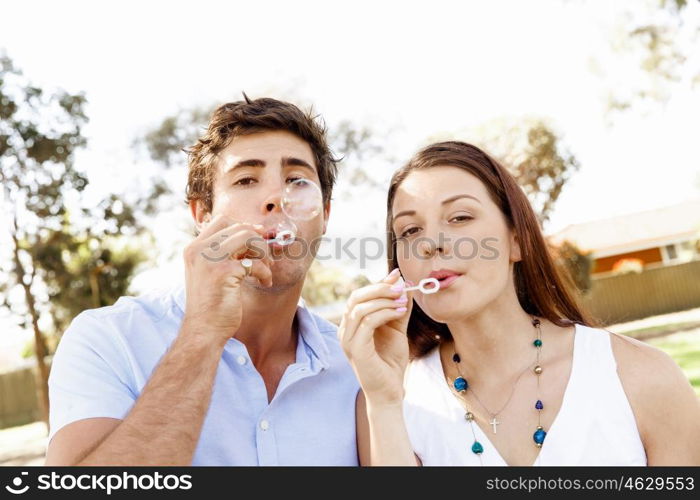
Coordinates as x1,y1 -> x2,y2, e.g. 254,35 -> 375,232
450,215 -> 473,223
399,227 -> 420,239
234,177 -> 256,186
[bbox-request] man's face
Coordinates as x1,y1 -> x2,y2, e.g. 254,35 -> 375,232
193,130 -> 330,291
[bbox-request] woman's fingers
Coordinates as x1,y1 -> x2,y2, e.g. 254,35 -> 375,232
345,276 -> 405,311
341,297 -> 408,346
391,290 -> 414,332
346,307 -> 409,359
338,268 -> 411,353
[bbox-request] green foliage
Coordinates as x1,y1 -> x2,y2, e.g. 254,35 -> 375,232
552,240 -> 594,294
0,52 -> 152,342
444,117 -> 580,224
600,0 -> 699,116
137,106 -> 214,168
302,261 -> 370,307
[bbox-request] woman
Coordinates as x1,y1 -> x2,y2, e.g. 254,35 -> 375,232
339,141 -> 700,466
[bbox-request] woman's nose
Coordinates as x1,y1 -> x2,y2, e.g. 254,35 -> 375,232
417,238 -> 444,258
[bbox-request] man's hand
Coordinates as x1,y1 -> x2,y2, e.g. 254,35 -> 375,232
183,214 -> 273,344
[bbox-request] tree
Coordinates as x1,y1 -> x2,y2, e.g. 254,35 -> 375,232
301,260 -> 370,307
434,117 -> 581,225
550,240 -> 594,294
592,0 -> 700,118
0,53 -> 150,427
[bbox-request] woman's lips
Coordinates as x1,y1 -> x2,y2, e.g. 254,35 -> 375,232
435,273 -> 461,289
427,269 -> 463,290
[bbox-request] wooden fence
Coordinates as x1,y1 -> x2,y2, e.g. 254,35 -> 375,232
0,365 -> 41,430
583,259 -> 700,325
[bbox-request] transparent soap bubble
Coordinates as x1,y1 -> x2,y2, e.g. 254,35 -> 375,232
271,219 -> 298,246
281,178 -> 323,221
266,179 -> 323,245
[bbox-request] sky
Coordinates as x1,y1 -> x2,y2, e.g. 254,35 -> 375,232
1,0 -> 699,355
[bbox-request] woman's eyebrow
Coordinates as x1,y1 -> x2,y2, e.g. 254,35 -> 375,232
442,194 -> 481,205
393,194 -> 482,221
392,210 -> 415,222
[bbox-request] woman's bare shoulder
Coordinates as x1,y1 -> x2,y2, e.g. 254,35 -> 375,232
607,329 -> 700,463
607,330 -> 689,396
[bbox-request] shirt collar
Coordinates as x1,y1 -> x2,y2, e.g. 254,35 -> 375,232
172,284 -> 330,370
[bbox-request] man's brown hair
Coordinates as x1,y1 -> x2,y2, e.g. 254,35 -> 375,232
186,95 -> 338,213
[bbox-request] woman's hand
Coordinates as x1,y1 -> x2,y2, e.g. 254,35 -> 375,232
339,268 -> 414,407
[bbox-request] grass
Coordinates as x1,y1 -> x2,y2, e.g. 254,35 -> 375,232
647,330 -> 700,397
621,321 -> 700,340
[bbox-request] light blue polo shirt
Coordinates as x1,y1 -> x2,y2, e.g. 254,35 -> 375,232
48,285 -> 360,465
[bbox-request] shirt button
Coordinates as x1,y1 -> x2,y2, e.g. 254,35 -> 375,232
260,419 -> 270,431
236,356 -> 247,365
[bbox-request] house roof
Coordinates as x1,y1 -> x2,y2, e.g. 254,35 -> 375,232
549,199 -> 700,257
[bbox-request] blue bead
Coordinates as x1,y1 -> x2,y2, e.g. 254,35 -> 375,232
533,428 -> 547,445
453,376 -> 468,392
535,399 -> 544,410
472,441 -> 484,454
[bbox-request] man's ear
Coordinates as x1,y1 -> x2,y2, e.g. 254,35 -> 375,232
322,200 -> 331,235
510,232 -> 522,263
190,200 -> 211,234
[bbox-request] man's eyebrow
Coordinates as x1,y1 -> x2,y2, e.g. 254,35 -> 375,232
282,156 -> 315,172
224,159 -> 265,173
223,157 -> 315,174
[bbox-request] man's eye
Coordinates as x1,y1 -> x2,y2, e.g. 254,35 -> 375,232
234,177 -> 256,186
286,176 -> 304,183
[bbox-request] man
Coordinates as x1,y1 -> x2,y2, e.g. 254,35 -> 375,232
45,96 -> 360,465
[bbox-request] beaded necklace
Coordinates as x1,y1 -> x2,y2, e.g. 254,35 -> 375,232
450,317 -> 546,461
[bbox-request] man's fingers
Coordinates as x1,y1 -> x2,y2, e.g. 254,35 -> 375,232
217,229 -> 271,262
232,257 -> 273,288
202,220 -> 265,248
197,213 -> 236,240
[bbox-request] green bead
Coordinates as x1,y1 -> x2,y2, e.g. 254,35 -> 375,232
533,339 -> 542,347
471,441 -> 484,455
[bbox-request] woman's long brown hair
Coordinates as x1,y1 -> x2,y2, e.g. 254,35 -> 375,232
386,141 -> 595,357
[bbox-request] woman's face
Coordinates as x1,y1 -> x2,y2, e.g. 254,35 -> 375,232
391,166 -> 521,323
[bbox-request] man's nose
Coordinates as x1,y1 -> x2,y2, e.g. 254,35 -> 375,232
262,186 -> 283,214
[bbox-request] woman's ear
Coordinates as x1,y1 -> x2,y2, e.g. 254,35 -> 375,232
510,232 -> 522,263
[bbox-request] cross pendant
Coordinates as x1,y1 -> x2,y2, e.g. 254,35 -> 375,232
490,417 -> 500,434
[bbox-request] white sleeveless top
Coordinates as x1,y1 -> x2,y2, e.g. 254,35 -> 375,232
402,323 -> 648,466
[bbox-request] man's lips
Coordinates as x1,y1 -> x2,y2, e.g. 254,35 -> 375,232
427,269 -> 463,290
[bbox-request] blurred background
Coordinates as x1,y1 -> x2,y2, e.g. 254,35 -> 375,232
1,0 -> 699,465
